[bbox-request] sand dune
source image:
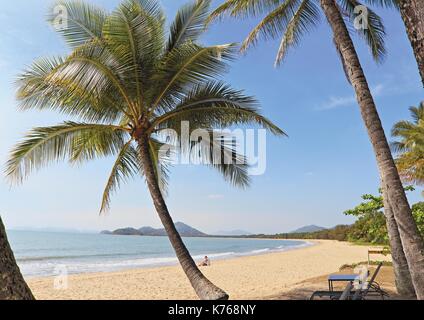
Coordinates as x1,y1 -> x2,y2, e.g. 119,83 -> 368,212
27,240 -> 391,300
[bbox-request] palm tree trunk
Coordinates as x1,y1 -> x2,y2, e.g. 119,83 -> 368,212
0,216 -> 35,300
137,135 -> 229,300
381,183 -> 416,298
320,0 -> 424,299
398,0 -> 424,86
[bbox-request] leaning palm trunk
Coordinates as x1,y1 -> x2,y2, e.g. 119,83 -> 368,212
137,136 -> 229,300
381,184 -> 416,298
398,0 -> 424,86
0,216 -> 34,300
320,0 -> 424,299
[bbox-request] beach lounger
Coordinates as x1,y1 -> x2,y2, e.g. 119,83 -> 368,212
310,262 -> 389,300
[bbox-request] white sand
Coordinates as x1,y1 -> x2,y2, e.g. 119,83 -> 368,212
27,240 -> 390,300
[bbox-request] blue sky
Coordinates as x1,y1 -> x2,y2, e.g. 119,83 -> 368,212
0,0 -> 422,234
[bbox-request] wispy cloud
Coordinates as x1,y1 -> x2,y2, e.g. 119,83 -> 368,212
371,83 -> 385,96
207,194 -> 224,200
316,84 -> 385,111
318,95 -> 356,111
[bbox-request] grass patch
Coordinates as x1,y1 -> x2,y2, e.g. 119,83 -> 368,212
339,260 -> 393,271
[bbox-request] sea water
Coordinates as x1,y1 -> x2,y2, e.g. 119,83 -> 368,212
7,230 -> 312,277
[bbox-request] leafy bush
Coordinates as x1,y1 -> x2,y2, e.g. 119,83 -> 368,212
343,188 -> 424,245
244,191 -> 423,243
412,202 -> 424,236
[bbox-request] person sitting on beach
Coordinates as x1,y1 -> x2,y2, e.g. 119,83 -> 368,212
198,256 -> 210,267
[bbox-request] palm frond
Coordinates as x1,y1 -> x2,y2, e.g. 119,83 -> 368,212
47,0 -> 107,47
390,141 -> 409,153
152,81 -> 285,136
167,0 -> 211,52
410,103 -> 424,123
338,0 -> 386,62
391,120 -> 416,137
190,130 -> 251,188
150,43 -> 238,114
240,0 -> 302,51
396,152 -> 424,185
274,0 -> 320,65
391,102 -> 424,185
133,0 -> 164,20
100,140 -> 140,213
62,43 -> 139,118
70,125 -> 131,163
207,0 -> 281,23
235,0 -> 320,66
16,56 -> 129,122
6,122 -> 128,183
152,124 -> 251,188
360,0 -> 398,9
103,0 -> 165,110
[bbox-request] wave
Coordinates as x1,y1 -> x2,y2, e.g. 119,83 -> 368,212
276,240 -> 314,250
249,248 -> 270,254
17,252 -> 136,262
19,240 -> 314,277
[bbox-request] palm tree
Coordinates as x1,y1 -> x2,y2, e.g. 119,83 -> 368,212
396,0 -> 424,86
209,0 -> 424,298
358,1 -> 424,86
392,102 -> 424,188
381,187 -> 416,297
0,216 -> 35,300
5,0 -> 284,300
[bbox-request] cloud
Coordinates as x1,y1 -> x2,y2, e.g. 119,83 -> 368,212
207,194 -> 224,200
318,95 -> 356,111
316,84 -> 385,111
371,83 -> 384,96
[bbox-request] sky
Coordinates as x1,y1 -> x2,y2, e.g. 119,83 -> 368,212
0,0 -> 422,234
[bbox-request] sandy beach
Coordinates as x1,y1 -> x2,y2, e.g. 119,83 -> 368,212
27,240 -> 392,300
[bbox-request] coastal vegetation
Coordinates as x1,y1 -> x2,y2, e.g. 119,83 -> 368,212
246,189 -> 424,246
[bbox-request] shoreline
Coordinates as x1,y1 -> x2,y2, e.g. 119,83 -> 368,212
22,238 -> 314,279
27,240 -> 391,300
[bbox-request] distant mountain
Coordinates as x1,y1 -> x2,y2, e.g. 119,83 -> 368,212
113,227 -> 141,235
173,222 -> 207,237
138,226 -> 162,236
102,222 -> 207,237
213,230 -> 253,236
290,225 -> 326,233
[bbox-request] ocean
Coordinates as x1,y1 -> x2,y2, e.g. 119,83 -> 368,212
7,230 -> 311,277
